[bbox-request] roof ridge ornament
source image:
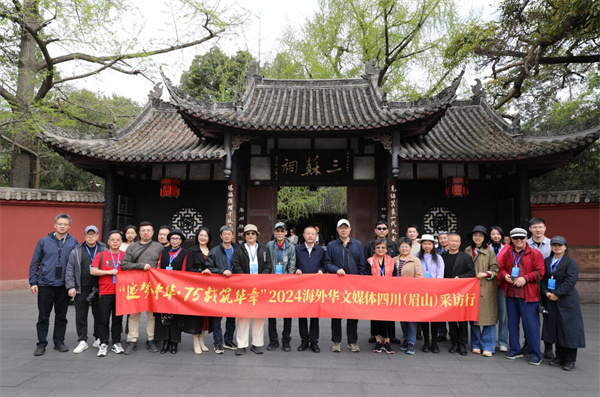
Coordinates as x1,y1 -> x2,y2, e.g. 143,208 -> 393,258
148,82 -> 163,100
470,78 -> 485,103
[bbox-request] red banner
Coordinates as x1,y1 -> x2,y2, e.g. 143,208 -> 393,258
116,269 -> 480,322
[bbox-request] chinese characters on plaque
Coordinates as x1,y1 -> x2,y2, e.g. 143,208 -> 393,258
273,150 -> 353,183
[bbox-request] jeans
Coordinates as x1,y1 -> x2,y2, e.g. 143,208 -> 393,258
400,322 -> 417,344
506,297 -> 541,361
212,317 -> 236,345
36,286 -> 70,348
497,289 -> 508,348
470,323 -> 496,352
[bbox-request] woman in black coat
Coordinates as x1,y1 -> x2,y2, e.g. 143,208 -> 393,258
540,236 -> 586,371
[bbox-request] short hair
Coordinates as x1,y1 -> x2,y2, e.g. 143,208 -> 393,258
406,224 -> 418,232
438,231 -> 449,237
139,221 -> 153,228
158,225 -> 171,232
375,220 -> 388,227
55,213 -> 72,224
529,218 -> 546,226
107,230 -> 123,240
303,225 -> 317,233
398,237 -> 412,247
374,238 -> 388,248
448,232 -> 461,239
219,225 -> 234,234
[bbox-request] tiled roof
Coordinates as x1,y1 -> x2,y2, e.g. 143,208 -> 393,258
165,71 -> 462,132
395,100 -> 600,161
0,187 -> 104,203
39,101 -> 225,163
531,190 -> 599,205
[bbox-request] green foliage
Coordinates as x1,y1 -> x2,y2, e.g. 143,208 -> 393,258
262,52 -> 307,79
278,187 -> 347,223
180,48 -> 254,102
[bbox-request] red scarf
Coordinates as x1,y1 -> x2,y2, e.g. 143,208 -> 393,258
369,254 -> 395,277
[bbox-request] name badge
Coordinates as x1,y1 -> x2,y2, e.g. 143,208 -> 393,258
166,266 -> 173,271
250,262 -> 258,274
547,278 -> 556,290
424,272 -> 432,278
275,263 -> 283,274
511,267 -> 520,278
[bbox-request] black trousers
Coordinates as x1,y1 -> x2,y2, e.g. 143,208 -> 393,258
420,321 -> 440,341
371,320 -> 393,339
268,318 -> 292,344
74,286 -> 100,342
449,321 -> 468,345
36,286 -> 70,347
98,294 -> 123,345
298,317 -> 319,343
331,318 -> 358,344
556,345 -> 578,363
154,315 -> 182,343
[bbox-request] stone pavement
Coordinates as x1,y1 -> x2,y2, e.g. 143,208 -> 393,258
0,290 -> 598,396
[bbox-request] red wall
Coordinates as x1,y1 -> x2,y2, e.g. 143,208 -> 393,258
531,203 -> 600,245
0,201 -> 103,289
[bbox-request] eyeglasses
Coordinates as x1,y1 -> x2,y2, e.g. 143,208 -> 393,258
376,227 -> 388,231
512,236 -> 526,240
375,246 -> 387,250
245,231 -> 257,235
170,237 -> 182,240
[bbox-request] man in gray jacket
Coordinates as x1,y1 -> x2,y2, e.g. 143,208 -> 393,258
65,225 -> 107,354
121,221 -> 163,355
266,222 -> 298,352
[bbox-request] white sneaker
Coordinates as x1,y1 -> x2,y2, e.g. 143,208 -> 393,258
111,343 -> 124,354
73,341 -> 89,354
92,338 -> 100,348
97,344 -> 108,357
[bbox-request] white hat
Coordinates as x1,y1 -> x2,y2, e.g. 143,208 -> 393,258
510,228 -> 528,238
337,219 -> 350,228
417,234 -> 437,244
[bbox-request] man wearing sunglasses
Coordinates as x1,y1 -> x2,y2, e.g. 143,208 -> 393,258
498,227 -> 545,365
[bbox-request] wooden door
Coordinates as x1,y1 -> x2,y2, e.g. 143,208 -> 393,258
347,186 -> 378,244
247,186 -> 278,245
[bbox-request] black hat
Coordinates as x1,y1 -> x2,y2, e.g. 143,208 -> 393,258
167,229 -> 186,243
550,235 -> 568,246
467,225 -> 489,242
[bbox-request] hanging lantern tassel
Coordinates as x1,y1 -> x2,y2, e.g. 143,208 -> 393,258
161,178 -> 180,198
445,177 -> 469,198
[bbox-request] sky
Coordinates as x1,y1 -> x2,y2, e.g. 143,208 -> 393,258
75,0 -> 499,105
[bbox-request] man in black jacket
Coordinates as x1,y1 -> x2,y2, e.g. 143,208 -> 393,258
232,224 -> 272,355
443,232 -> 475,356
205,225 -> 238,353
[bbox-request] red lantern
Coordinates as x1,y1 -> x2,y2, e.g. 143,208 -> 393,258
445,177 -> 469,198
160,178 -> 180,198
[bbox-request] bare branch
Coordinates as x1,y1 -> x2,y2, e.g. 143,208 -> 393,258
53,57 -> 123,85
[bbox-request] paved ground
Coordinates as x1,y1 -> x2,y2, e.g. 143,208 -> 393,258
0,290 -> 598,396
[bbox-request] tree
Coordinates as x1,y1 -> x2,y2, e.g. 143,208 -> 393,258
0,0 -> 242,188
180,48 -> 254,101
280,0 -> 461,99
444,0 -> 600,110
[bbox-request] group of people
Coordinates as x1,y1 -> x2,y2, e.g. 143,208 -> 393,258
29,214 -> 585,371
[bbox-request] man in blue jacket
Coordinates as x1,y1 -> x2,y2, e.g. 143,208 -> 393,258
29,213 -> 79,356
324,219 -> 367,353
295,225 -> 325,353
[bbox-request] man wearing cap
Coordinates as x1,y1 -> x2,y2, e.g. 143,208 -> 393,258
65,225 -> 107,354
266,222 -> 298,352
295,226 -> 325,353
232,224 -> 273,355
121,221 -> 164,355
324,219 -> 367,353
30,213 -> 79,356
498,227 -> 545,365
205,225 -> 239,353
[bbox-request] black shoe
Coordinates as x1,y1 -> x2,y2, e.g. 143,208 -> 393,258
160,341 -> 169,354
422,339 -> 430,353
431,341 -> 440,353
250,345 -> 263,354
266,342 -> 279,351
437,335 -> 448,342
34,346 -> 46,356
124,342 -> 137,355
563,361 -> 575,371
298,341 -> 310,351
224,341 -> 238,350
449,343 -> 458,353
544,345 -> 555,360
282,343 -> 292,352
368,335 -> 376,344
310,342 -> 320,353
374,341 -> 383,353
146,340 -> 159,353
390,337 -> 402,345
458,344 -> 467,356
170,342 -> 178,354
416,329 -> 423,341
549,358 -> 564,367
54,343 -> 69,353
235,347 -> 246,356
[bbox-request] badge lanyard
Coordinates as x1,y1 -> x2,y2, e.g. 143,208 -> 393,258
511,251 -> 523,279
110,251 -> 120,284
167,247 -> 182,270
424,254 -> 431,277
224,246 -> 234,271
275,242 -> 285,274
548,256 -> 562,290
85,245 -> 98,270
246,243 -> 258,274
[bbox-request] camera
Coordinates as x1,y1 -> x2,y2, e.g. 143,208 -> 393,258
537,305 -> 548,315
86,286 -> 99,302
